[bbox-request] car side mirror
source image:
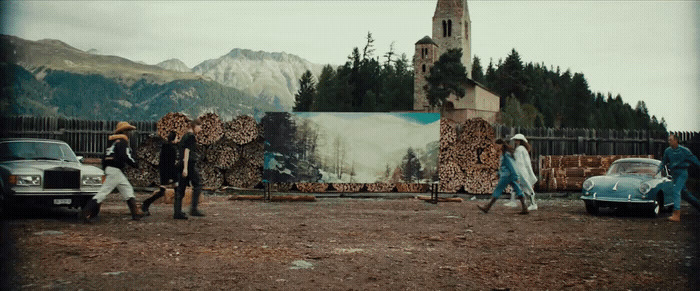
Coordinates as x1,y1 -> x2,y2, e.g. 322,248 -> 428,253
76,156 -> 84,163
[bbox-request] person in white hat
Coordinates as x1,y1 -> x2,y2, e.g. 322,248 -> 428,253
510,133 -> 538,210
81,121 -> 144,222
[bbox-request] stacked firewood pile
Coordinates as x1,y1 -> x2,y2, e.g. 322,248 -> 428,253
126,113 -> 264,189
538,155 -> 653,191
438,118 -> 500,194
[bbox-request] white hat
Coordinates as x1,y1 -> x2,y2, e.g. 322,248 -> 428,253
510,133 -> 528,143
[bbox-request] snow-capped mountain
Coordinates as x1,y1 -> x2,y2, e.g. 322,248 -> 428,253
192,48 -> 325,111
157,58 -> 191,73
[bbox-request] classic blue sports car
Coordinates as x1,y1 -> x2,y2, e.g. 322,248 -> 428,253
580,158 -> 673,217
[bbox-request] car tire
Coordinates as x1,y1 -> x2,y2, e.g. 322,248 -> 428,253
585,201 -> 599,215
650,194 -> 662,218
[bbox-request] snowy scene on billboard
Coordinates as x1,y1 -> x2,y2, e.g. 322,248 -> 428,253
262,112 -> 440,184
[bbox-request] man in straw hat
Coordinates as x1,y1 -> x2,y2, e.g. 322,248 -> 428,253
81,121 -> 144,222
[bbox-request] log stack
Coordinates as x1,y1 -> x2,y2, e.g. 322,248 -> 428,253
226,115 -> 260,145
135,112 -> 265,190
438,117 -> 499,194
196,112 -> 224,145
365,183 -> 396,193
332,183 -> 365,193
157,112 -> 191,140
539,155 -> 654,191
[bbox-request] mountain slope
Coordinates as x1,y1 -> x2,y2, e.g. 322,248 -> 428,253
0,35 -> 205,85
192,48 -> 325,110
156,58 -> 191,73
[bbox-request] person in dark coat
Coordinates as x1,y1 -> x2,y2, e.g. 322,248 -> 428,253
81,121 -> 144,222
141,131 -> 180,215
174,119 -> 203,219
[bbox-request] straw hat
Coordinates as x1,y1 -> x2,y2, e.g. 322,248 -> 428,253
114,121 -> 136,134
510,133 -> 528,143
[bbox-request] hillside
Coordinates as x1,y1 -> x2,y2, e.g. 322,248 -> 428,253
0,35 -> 285,120
192,48 -> 325,110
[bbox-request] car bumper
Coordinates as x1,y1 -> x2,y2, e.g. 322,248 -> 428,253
4,190 -> 98,208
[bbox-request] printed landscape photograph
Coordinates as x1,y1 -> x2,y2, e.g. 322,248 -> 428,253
263,112 -> 440,184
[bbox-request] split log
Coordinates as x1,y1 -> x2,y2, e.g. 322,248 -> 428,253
123,164 -> 158,187
157,112 -> 191,140
196,112 -> 224,145
396,183 -> 428,193
199,162 -> 224,189
229,195 -> 316,202
332,183 -> 364,193
135,135 -> 162,166
225,115 -> 260,145
204,139 -> 240,170
296,183 -> 328,193
240,140 -> 264,168
365,183 -> 396,193
416,196 -> 463,203
224,162 -> 262,189
272,183 -> 294,192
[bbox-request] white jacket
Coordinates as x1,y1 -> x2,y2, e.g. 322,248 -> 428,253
513,145 -> 537,193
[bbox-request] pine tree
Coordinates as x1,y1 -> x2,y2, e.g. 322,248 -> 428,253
293,70 -> 316,112
425,48 -> 468,107
471,55 -> 484,83
400,147 -> 422,183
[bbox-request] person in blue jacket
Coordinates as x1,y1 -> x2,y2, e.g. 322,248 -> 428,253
477,139 -> 529,214
656,134 -> 700,222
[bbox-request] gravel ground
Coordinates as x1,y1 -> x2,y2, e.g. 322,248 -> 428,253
2,192 -> 698,290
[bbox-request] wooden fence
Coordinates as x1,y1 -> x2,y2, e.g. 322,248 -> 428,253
0,116 -> 157,158
1,116 -> 698,168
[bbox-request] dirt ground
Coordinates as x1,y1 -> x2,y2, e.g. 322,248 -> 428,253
2,192 -> 699,290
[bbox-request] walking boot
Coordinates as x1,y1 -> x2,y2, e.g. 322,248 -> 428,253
126,198 -> 144,221
142,187 -> 166,216
81,199 -> 101,223
190,187 -> 205,217
173,190 -> 188,220
477,198 -> 498,213
518,196 -> 529,215
668,210 -> 681,222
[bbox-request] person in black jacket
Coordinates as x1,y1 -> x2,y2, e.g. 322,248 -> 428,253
174,119 -> 203,219
81,122 -> 144,222
141,131 -> 180,215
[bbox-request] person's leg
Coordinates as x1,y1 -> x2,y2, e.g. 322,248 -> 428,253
142,185 -> 166,215
677,170 -> 700,211
478,177 -> 509,213
669,170 -> 686,222
189,166 -> 204,216
174,175 -> 188,219
113,169 -> 143,220
82,168 -> 117,222
511,181 -> 528,214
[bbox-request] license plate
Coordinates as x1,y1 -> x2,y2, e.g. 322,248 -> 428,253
54,199 -> 71,205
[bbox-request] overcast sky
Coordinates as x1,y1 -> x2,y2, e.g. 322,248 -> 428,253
2,0 -> 698,131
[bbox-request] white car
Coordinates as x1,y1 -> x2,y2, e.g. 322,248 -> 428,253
0,138 -> 104,211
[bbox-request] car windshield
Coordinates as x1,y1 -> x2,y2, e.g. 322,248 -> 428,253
607,161 -> 658,177
0,141 -> 78,162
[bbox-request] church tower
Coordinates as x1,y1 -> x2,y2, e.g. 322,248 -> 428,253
413,0 -> 472,111
432,0 -> 471,76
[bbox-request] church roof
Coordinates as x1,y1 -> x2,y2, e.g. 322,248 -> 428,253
415,36 -> 438,46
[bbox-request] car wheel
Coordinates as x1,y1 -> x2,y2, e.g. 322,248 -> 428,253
649,196 -> 662,218
585,201 -> 599,215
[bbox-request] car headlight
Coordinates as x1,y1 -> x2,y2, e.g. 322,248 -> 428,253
82,175 -> 105,186
639,182 -> 651,195
583,179 -> 594,191
9,175 -> 41,186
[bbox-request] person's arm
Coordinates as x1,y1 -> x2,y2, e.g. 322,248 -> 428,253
684,148 -> 700,168
182,148 -> 190,178
117,141 -> 137,168
504,154 -> 519,179
657,150 -> 668,174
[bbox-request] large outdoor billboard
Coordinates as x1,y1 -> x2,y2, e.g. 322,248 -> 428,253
262,112 -> 440,184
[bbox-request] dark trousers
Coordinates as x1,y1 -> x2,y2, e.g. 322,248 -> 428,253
175,163 -> 202,214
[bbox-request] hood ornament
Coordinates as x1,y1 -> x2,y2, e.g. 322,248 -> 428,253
613,181 -> 619,191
